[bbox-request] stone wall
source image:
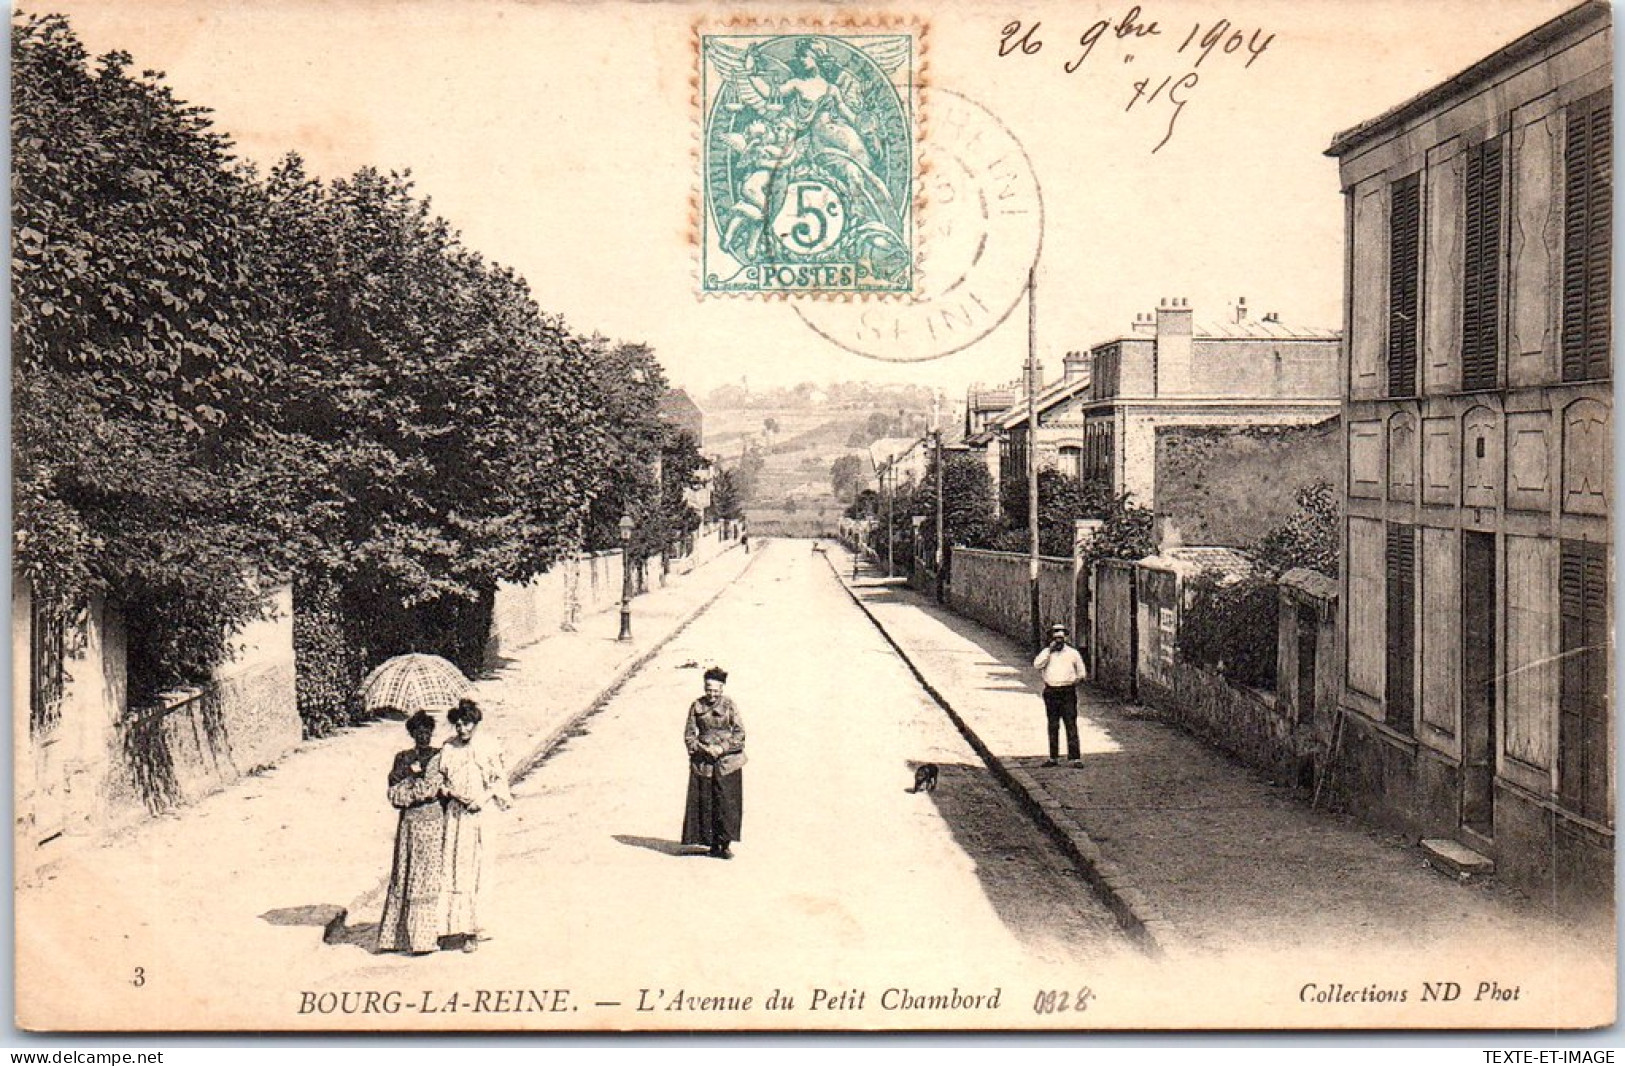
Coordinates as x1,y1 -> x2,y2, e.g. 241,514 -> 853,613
487,550 -> 634,660
1154,417 -> 1340,547
1137,658 -> 1310,785
947,548 -> 1075,646
104,585 -> 301,831
488,527 -> 740,661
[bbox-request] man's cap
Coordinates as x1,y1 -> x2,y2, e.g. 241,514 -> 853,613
1048,623 -> 1068,635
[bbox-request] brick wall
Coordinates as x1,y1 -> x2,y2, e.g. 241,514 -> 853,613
1154,417 -> 1340,547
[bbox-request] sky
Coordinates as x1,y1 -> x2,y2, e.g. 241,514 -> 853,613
33,0 -> 1582,402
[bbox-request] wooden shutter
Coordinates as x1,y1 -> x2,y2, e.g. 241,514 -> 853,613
1559,540 -> 1610,823
1385,523 -> 1416,733
1563,92 -> 1612,382
1462,138 -> 1502,391
1388,175 -> 1421,398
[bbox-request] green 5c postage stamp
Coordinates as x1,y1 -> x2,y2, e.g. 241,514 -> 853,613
699,22 -> 921,296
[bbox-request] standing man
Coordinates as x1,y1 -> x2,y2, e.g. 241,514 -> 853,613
1033,623 -> 1086,768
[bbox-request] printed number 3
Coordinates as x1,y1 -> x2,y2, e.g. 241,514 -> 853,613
132,967 -> 146,987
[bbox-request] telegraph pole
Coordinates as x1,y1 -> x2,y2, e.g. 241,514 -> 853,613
1026,267 -> 1041,648
885,461 -> 894,578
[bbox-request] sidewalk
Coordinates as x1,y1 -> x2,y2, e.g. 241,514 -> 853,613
14,544 -> 757,1013
828,548 -> 1612,973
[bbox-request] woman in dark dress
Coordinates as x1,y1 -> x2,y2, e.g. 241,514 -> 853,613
681,666 -> 746,859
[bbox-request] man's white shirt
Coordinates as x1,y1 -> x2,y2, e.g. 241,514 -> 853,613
1034,644 -> 1087,688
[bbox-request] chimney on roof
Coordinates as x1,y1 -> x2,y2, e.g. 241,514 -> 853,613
1131,311 -> 1156,336
1155,297 -> 1195,397
1062,349 -> 1090,383
1234,296 -> 1248,323
1263,311 -> 1280,324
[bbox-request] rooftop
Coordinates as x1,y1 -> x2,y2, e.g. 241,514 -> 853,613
1326,0 -> 1608,158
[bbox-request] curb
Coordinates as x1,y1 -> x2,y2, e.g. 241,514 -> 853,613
330,544 -> 761,941
821,549 -> 1175,958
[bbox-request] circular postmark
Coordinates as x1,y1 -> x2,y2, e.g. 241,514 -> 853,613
794,89 -> 1043,362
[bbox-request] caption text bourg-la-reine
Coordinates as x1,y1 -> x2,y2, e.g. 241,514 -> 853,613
295,985 -> 1027,1017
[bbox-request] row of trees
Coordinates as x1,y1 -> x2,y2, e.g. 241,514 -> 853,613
845,456 -> 1156,580
13,14 -> 705,730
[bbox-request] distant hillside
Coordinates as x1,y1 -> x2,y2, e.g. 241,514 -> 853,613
702,385 -> 933,535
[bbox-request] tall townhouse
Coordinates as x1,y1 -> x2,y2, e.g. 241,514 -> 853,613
1326,1 -> 1611,910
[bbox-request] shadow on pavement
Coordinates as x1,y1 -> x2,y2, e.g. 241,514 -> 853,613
262,903 -> 385,953
855,584 -> 1037,695
905,759 -> 1127,960
614,833 -> 697,857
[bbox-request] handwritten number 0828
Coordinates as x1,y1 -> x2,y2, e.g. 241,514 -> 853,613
1033,987 -> 1094,1014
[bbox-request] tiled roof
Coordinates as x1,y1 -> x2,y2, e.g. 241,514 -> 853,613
1193,319 -> 1340,341
1139,546 -> 1258,582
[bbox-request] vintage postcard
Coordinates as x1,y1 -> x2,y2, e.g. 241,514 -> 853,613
9,0 -> 1618,1037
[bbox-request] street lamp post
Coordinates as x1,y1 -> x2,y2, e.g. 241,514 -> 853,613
617,514 -> 634,642
934,426 -> 946,604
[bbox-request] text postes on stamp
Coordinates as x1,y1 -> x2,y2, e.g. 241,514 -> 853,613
795,90 -> 1043,362
700,26 -> 919,296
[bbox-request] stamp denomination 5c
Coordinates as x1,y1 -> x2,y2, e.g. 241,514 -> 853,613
698,22 -> 922,296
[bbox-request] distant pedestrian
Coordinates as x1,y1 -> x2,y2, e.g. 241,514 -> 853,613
376,711 -> 449,955
1033,623 -> 1086,768
681,666 -> 746,859
438,699 -> 512,951
742,532 -> 751,554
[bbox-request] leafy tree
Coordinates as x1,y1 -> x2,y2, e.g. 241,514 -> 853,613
252,160 -> 605,675
577,338 -> 670,561
1251,479 -> 1339,578
1075,493 -> 1156,574
844,488 -> 879,520
829,453 -> 866,503
711,467 -> 746,521
997,469 -> 1114,556
915,453 -> 998,574
12,14 -> 282,699
660,429 -> 708,550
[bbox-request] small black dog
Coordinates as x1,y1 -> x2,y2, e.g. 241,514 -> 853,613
913,763 -> 939,793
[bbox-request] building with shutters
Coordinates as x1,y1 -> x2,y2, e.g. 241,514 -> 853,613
1325,0 -> 1611,912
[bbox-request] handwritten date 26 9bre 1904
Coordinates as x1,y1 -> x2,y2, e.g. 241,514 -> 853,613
998,6 -> 1276,153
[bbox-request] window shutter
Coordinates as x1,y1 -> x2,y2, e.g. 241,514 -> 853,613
1563,93 -> 1612,382
1385,523 -> 1416,732
1462,138 -> 1502,391
1388,175 -> 1421,397
1559,540 -> 1610,823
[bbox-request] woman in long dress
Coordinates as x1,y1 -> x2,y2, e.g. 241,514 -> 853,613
438,699 -> 512,951
681,666 -> 746,859
376,711 -> 448,955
